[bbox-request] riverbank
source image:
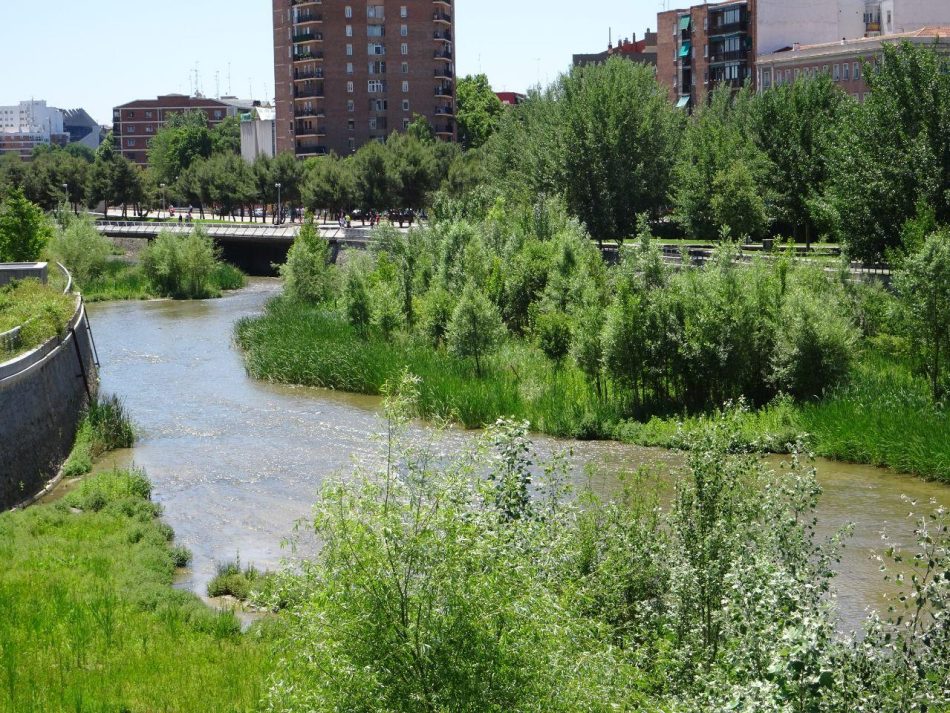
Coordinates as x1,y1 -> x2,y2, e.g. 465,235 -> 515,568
81,259 -> 245,302
237,295 -> 949,483
0,467 -> 271,710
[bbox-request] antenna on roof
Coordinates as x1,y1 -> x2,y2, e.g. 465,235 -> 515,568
228,63 -> 232,95
215,70 -> 220,99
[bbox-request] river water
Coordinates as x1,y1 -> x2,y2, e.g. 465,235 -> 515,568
75,280 -> 948,631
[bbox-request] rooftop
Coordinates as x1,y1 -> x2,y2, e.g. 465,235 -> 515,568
760,26 -> 950,60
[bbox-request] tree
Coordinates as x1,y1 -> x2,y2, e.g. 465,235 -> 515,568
211,116 -> 241,156
271,151 -> 304,219
752,74 -> 849,248
895,230 -> 950,400
535,310 -> 572,366
303,155 -> 356,216
0,189 -> 52,262
456,74 -> 504,150
385,132 -> 437,210
279,219 -> 334,303
205,153 -> 255,219
673,86 -> 772,241
148,110 -> 214,185
0,152 -> 26,199
561,58 -> 682,241
48,212 -> 112,283
447,282 -> 505,375
351,141 -> 393,211
832,42 -> 950,261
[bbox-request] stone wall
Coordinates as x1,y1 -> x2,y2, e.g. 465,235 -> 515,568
0,297 -> 98,509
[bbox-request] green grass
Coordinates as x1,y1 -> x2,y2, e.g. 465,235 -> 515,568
80,259 -> 247,302
237,297 -> 623,438
239,297 -> 949,482
0,279 -> 75,359
0,468 -> 272,712
207,559 -> 268,601
62,394 -> 136,477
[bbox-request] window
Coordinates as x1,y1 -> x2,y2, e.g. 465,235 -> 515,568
367,5 -> 384,19
145,111 -> 153,119
348,137 -> 355,151
214,110 -> 223,119
843,62 -> 850,81
127,138 -> 136,147
347,81 -> 354,93
347,119 -> 355,130
833,64 -> 840,81
403,118 -> 411,130
367,25 -> 384,37
854,62 -> 861,80
401,62 -> 409,74
823,64 -> 829,75
785,69 -> 791,82
370,99 -> 388,111
368,79 -> 385,92
400,24 -> 408,37
345,5 -> 352,18
400,5 -> 407,18
369,60 -> 386,74
401,99 -> 410,111
369,43 -> 385,55
402,80 -> 409,92
346,62 -> 354,74
346,44 -> 353,56
794,68 -> 800,79
401,43 -> 408,55
347,100 -> 355,112
346,25 -> 353,37
369,116 -> 377,130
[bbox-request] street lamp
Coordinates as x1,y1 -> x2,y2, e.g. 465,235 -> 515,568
160,183 -> 166,219
275,182 -> 282,225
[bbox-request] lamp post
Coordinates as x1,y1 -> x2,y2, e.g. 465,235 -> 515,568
275,182 -> 282,225
62,183 -> 69,213
160,183 -> 166,219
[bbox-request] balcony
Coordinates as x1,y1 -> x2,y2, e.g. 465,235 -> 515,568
708,48 -> 748,64
434,105 -> 454,116
294,68 -> 324,80
433,10 -> 452,23
294,12 -> 322,24
434,83 -> 453,97
294,108 -> 324,118
708,19 -> 748,36
433,123 -> 454,135
291,0 -> 321,6
293,50 -> 324,62
433,29 -> 452,41
433,49 -> 453,61
434,67 -> 452,79
295,124 -> 326,137
293,31 -> 323,43
294,86 -> 324,98
296,142 -> 328,156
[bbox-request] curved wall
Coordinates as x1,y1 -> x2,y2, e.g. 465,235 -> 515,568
0,297 -> 98,509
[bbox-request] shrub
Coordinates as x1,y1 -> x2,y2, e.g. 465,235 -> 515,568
0,188 -> 51,262
535,309 -> 572,366
342,267 -> 371,332
279,220 -> 333,303
207,559 -> 264,601
141,228 -> 218,299
446,282 -> 505,375
416,284 -> 455,347
47,213 -> 112,284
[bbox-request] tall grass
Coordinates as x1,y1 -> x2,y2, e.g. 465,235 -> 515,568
80,258 -> 246,302
63,394 -> 136,477
237,297 -> 623,437
0,469 -> 271,711
0,279 -> 75,358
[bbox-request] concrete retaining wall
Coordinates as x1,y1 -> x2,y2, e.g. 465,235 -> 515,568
0,296 -> 98,509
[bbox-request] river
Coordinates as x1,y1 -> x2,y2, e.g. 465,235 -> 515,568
73,280 -> 948,631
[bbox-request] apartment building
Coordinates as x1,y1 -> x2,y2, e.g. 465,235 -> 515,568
0,100 -> 70,159
657,1 -> 756,108
656,0 -> 950,108
573,31 -> 659,68
112,95 -> 238,166
273,0 -> 457,158
757,25 -> 950,99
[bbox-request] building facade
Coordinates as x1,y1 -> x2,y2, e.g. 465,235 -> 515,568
657,1 -> 756,108
241,106 -> 278,162
273,0 -> 457,158
656,0 -> 950,107
0,100 -> 69,159
757,26 -> 950,99
112,95 -> 238,166
573,31 -> 659,68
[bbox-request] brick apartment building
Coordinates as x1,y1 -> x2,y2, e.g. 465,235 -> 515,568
757,25 -> 950,99
272,0 -> 457,158
112,95 -> 238,166
657,0 -> 757,109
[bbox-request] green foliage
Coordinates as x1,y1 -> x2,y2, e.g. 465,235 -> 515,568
561,58 -> 682,239
535,309 -> 572,365
0,188 -> 52,261
280,220 -> 334,303
833,42 -> 950,260
342,264 -> 371,332
302,154 -> 356,215
446,282 -> 505,375
894,229 -> 950,400
385,131 -> 438,209
62,394 -> 136,478
47,211 -> 112,283
0,278 -> 74,358
456,73 -> 504,150
207,558 -> 265,601
141,228 -> 219,299
0,468 -> 270,710
148,110 -> 215,185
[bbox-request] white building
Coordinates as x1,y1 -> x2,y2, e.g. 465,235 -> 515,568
755,0 -> 950,55
240,106 -> 277,163
0,100 -> 64,139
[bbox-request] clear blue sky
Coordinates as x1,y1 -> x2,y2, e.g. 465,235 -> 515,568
0,1 -> 658,126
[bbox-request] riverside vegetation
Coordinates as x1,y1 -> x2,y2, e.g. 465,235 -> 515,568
238,205 -> 950,481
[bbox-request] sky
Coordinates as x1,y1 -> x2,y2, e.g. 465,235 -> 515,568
0,1 -> 659,126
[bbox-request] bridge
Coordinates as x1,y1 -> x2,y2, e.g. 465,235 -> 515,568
95,221 -> 376,274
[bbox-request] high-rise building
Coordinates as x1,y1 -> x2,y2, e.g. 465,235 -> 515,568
273,0 -> 457,158
0,100 -> 69,159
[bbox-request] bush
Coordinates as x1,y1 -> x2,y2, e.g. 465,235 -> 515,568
770,287 -> 858,400
141,228 -> 218,299
447,282 -> 505,375
207,559 -> 264,601
0,188 -> 51,262
279,220 -> 333,303
47,213 -> 112,284
535,309 -> 572,365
